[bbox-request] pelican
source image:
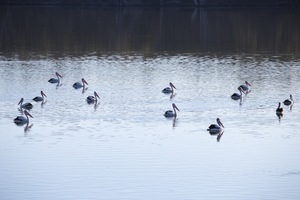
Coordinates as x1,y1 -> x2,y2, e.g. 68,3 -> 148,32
14,110 -> 33,125
283,94 -> 293,106
231,86 -> 245,100
32,91 -> 47,102
48,72 -> 63,83
73,78 -> 88,89
276,102 -> 283,114
164,103 -> 180,118
18,98 -> 33,110
87,91 -> 100,104
162,82 -> 176,94
207,118 -> 224,134
239,81 -> 251,93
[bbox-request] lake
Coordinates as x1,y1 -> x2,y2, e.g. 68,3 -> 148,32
0,6 -> 300,200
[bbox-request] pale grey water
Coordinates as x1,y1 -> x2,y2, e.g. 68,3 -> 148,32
1,6 -> 300,200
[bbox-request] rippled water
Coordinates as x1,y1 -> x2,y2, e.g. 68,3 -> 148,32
1,6 -> 300,200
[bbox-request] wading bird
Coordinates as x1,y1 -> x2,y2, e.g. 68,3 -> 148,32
162,82 -> 176,94
48,72 -> 63,84
239,81 -> 251,93
73,78 -> 88,89
164,103 -> 180,118
276,102 -> 283,114
87,91 -> 100,104
14,110 -> 33,125
18,98 -> 33,110
283,94 -> 294,106
207,118 -> 224,134
32,91 -> 47,102
231,86 -> 245,100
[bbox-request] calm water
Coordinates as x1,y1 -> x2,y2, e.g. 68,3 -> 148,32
1,6 -> 300,200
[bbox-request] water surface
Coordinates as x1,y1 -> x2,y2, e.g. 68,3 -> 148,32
0,6 -> 300,200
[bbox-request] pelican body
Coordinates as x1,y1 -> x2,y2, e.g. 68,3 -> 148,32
207,118 -> 224,134
276,102 -> 283,114
283,94 -> 293,106
48,72 -> 63,83
14,110 -> 33,125
18,98 -> 33,110
231,86 -> 245,100
239,81 -> 251,93
33,91 -> 47,102
87,91 -> 100,104
162,82 -> 176,94
73,78 -> 88,89
164,103 -> 180,118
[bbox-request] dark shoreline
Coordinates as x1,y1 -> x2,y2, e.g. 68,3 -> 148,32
0,0 -> 300,7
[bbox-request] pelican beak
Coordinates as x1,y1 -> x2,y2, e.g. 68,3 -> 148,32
217,118 -> 224,128
170,82 -> 177,90
25,111 -> 33,118
95,92 -> 100,99
41,91 -> 47,97
173,103 -> 180,112
246,81 -> 251,86
82,78 -> 88,85
18,98 -> 24,105
28,113 -> 33,118
56,72 -> 63,78
220,122 -> 224,128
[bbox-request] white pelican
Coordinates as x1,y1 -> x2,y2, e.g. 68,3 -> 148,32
162,82 -> 176,94
73,78 -> 88,89
207,118 -> 224,134
164,103 -> 180,118
18,98 -> 33,110
276,102 -> 283,114
48,72 -> 63,83
32,91 -> 47,102
14,110 -> 33,125
239,81 -> 251,93
283,94 -> 293,106
87,91 -> 100,104
231,86 -> 245,100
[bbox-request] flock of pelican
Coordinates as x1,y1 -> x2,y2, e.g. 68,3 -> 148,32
13,72 -> 100,128
13,74 -> 294,135
162,80 -> 294,136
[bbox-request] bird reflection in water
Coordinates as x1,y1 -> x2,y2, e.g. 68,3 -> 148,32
172,117 -> 178,128
169,93 -> 176,100
24,123 -> 33,133
276,112 -> 283,122
94,102 -> 100,111
41,100 -> 47,108
217,131 -> 224,142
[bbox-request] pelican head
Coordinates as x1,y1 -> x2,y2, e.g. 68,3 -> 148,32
170,82 -> 176,90
245,81 -> 251,86
41,91 -> 47,98
94,91 -> 100,99
290,94 -> 293,102
24,110 -> 33,119
82,78 -> 88,86
216,118 -> 224,128
56,72 -> 63,78
18,98 -> 24,105
172,103 -> 180,112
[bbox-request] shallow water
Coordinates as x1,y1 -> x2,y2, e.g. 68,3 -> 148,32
1,6 -> 300,200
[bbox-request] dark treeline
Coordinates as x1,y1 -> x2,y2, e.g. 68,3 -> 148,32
0,0 -> 300,7
0,7 -> 300,58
